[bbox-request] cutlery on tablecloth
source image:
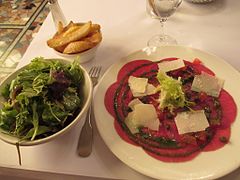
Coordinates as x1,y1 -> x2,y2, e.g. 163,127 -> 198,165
77,66 -> 102,157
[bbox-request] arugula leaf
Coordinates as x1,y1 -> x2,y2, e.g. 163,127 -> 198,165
31,101 -> 39,140
0,108 -> 18,130
1,84 -> 10,99
16,88 -> 38,107
22,126 -> 51,140
15,110 -> 30,136
42,102 -> 69,126
32,73 -> 50,95
65,60 -> 84,86
27,57 -> 53,72
62,88 -> 81,111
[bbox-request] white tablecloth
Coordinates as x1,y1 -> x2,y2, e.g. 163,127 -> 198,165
1,0 -> 240,179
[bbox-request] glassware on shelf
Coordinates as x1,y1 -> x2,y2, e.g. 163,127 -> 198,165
146,0 -> 182,47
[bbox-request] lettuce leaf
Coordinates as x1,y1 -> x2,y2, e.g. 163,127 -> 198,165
157,71 -> 186,112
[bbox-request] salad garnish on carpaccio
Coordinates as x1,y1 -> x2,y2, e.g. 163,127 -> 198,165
104,58 -> 237,162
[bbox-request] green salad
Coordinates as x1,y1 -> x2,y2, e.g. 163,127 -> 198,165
0,57 -> 84,141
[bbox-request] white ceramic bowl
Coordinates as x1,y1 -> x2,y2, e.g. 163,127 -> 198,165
0,58 -> 92,146
54,44 -> 100,63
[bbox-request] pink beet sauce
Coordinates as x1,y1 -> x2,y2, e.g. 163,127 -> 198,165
104,58 -> 237,162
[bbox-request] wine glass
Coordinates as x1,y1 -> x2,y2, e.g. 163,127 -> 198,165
147,0 -> 182,47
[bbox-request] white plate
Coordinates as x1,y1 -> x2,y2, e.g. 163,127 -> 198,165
93,45 -> 240,180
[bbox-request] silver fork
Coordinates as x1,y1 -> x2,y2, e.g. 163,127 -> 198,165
77,66 -> 102,157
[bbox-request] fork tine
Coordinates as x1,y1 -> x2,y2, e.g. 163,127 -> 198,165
89,66 -> 101,77
95,67 -> 102,77
92,67 -> 98,77
88,67 -> 95,76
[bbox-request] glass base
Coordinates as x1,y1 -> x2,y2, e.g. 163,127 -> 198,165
147,34 -> 177,47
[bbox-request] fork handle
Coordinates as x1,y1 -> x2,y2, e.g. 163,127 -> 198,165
77,105 -> 93,157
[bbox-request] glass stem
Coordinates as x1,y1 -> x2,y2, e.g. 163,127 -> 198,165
160,19 -> 166,36
160,20 -> 165,36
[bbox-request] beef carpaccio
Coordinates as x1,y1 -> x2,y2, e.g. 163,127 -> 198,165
104,58 -> 237,162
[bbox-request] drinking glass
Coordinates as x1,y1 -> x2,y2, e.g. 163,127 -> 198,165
147,0 -> 182,47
